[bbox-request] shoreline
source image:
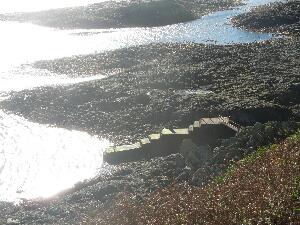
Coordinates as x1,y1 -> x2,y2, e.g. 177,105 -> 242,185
2,38 -> 299,145
1,121 -> 299,224
0,0 -> 299,224
232,0 -> 300,35
1,0 -> 242,29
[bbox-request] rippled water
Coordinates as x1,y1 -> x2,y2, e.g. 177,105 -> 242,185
0,0 -> 282,90
0,66 -> 106,93
0,0 -> 282,202
0,0 -> 109,13
0,110 -> 110,201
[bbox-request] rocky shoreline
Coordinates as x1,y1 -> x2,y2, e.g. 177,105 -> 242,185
1,0 -> 241,29
2,38 -> 299,145
232,0 -> 300,35
0,0 -> 300,224
1,121 -> 298,225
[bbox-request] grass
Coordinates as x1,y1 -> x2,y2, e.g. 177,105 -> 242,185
86,130 -> 300,224
214,143 -> 279,184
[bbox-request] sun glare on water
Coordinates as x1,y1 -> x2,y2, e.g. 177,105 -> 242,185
0,0 -> 108,13
0,0 -> 113,202
0,0 -> 281,202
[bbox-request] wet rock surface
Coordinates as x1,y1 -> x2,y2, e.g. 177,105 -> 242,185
0,121 -> 298,225
0,153 -> 186,225
1,0 -> 241,29
1,40 -> 299,224
233,0 -> 300,35
0,1 -> 300,224
2,38 -> 299,145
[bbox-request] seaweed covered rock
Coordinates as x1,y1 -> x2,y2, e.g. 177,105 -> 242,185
233,0 -> 300,35
115,0 -> 195,27
3,38 -> 299,145
2,0 -> 241,29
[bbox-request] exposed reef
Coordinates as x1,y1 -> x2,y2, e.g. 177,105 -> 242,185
1,0 -> 241,29
0,0 -> 300,224
233,0 -> 300,35
0,121 -> 298,225
2,38 -> 299,145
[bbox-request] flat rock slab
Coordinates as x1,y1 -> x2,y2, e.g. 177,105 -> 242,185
149,133 -> 161,141
173,128 -> 189,135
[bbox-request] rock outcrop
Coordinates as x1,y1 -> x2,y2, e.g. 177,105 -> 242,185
1,0 -> 241,29
233,0 -> 300,35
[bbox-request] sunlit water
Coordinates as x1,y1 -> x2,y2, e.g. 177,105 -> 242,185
0,0 -> 110,13
0,110 -> 110,201
0,0 -> 282,202
0,0 -> 282,90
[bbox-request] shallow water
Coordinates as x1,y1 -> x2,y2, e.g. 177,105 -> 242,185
0,0 -> 282,202
0,0 -> 110,13
0,0 -> 282,90
0,110 -> 110,201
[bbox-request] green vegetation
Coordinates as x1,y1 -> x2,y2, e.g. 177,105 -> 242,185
215,143 -> 279,184
89,130 -> 300,224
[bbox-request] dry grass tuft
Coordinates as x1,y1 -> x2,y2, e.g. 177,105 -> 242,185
88,131 -> 300,225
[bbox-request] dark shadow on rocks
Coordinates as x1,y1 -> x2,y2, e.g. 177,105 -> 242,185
191,121 -> 300,186
229,106 -> 293,126
232,0 -> 300,35
2,38 -> 300,145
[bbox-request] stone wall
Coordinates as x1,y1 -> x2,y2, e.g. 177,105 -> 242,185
104,117 -> 239,164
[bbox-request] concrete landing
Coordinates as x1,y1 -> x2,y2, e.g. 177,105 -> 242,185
103,117 -> 240,164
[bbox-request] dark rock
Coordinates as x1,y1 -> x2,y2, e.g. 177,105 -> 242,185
2,38 -> 299,145
191,167 -> 212,186
176,166 -> 192,182
165,153 -> 186,168
134,93 -> 151,105
233,0 -> 300,35
2,0 -> 240,29
193,121 -> 300,185
91,182 -> 119,200
113,168 -> 133,177
180,139 -> 212,168
132,194 -> 144,203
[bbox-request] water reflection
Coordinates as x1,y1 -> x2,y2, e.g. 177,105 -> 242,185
0,110 -> 111,201
0,0 -> 281,70
0,66 -> 105,93
0,0 -> 109,13
0,0 -> 282,201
